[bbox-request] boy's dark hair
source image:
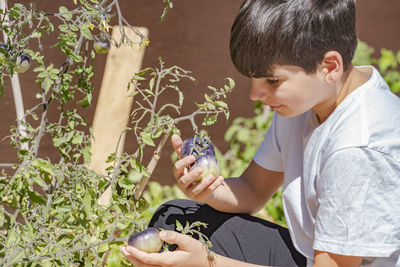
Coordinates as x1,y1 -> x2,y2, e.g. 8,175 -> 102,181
230,0 -> 357,78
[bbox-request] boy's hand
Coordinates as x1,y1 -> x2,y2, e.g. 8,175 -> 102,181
171,134 -> 224,202
119,230 -> 212,267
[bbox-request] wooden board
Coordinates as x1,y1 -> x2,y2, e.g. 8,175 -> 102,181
89,26 -> 148,205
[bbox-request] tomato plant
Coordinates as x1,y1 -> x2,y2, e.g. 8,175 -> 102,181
0,0 -> 234,265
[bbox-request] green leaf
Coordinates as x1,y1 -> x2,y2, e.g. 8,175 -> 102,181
141,132 -> 155,146
72,135 -> 83,145
178,91 -> 183,107
202,115 -> 217,126
83,190 -> 93,218
127,169 -> 142,184
106,247 -> 124,267
32,159 -> 55,176
120,163 -> 128,173
136,67 -> 153,76
34,175 -> 48,188
53,137 -> 64,147
77,92 -> 93,108
176,220 -> 183,232
144,89 -> 154,96
214,100 -> 228,109
129,158 -> 150,177
226,77 -> 235,90
224,110 -> 230,121
207,85 -> 217,92
118,175 -> 136,190
44,77 -> 53,93
149,77 -> 155,91
58,24 -> 69,33
27,190 -> 46,205
0,206 -> 4,227
82,146 -> 92,164
59,6 -> 72,20
204,94 -> 212,102
6,228 -> 17,247
160,6 -> 169,22
80,24 -> 93,40
131,76 -> 146,81
98,243 -> 110,253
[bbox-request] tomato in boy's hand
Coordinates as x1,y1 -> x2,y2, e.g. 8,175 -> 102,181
128,227 -> 163,253
181,137 -> 220,182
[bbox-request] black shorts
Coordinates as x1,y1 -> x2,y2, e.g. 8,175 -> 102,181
149,199 -> 306,267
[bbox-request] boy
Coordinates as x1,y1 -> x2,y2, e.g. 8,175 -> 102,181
120,0 -> 400,266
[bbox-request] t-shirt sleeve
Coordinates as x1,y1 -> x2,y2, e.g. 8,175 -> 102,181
313,147 -> 400,257
253,113 -> 283,172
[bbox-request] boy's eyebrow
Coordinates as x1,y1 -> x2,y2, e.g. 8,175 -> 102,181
265,73 -> 277,78
264,70 -> 277,78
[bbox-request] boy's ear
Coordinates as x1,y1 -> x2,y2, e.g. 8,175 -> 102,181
321,51 -> 343,84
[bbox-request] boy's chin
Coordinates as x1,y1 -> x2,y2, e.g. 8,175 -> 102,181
276,108 -> 309,118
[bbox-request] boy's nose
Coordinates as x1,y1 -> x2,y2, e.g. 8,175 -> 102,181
249,78 -> 268,101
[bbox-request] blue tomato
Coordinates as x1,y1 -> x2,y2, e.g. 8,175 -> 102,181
181,137 -> 220,181
128,227 -> 163,253
93,40 -> 110,54
14,54 -> 31,73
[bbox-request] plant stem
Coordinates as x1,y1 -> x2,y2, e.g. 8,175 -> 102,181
133,122 -> 174,200
0,0 -> 28,151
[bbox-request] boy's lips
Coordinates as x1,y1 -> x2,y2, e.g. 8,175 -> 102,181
268,105 -> 282,110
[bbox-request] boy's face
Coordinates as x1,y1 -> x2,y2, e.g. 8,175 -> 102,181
249,64 -> 334,118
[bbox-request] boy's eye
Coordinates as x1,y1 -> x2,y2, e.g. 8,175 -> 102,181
266,79 -> 279,86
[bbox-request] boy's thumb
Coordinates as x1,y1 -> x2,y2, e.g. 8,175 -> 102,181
159,230 -> 193,250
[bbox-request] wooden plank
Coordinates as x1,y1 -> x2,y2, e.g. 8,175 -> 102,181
90,26 -> 148,205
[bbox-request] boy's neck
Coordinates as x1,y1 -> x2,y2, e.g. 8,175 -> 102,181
315,65 -> 370,123
336,65 -> 370,105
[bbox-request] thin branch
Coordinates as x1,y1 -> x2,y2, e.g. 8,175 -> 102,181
0,0 -> 28,151
133,121 -> 174,200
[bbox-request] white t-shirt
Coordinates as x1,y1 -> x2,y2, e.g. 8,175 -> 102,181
253,66 -> 400,267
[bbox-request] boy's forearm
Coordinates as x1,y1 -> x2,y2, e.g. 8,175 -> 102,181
213,253 -> 271,267
205,177 -> 266,214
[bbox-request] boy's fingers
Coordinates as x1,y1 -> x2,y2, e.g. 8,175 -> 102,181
119,246 -> 144,266
120,246 -> 162,267
177,167 -> 203,189
190,174 -> 216,196
194,176 -> 224,200
171,134 -> 183,158
173,155 -> 196,179
159,230 -> 198,252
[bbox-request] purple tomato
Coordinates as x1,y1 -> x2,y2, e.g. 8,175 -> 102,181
181,137 -> 220,182
14,54 -> 31,73
93,40 -> 110,54
128,228 -> 163,253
